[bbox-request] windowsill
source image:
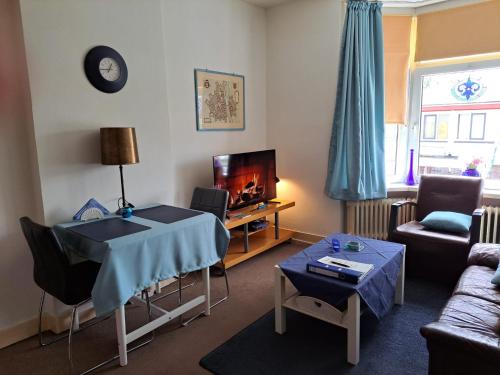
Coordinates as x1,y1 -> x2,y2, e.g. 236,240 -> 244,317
387,182 -> 500,200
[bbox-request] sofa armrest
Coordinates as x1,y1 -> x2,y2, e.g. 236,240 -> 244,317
469,208 -> 485,246
421,322 -> 500,364
388,200 -> 416,235
467,243 -> 500,268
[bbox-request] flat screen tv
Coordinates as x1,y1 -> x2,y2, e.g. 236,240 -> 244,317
213,150 -> 277,210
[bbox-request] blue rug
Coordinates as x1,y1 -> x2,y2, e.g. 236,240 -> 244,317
200,279 -> 451,375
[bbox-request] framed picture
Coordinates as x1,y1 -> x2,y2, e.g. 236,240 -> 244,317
194,69 -> 245,131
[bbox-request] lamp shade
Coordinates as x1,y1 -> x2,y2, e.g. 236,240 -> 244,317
100,127 -> 139,165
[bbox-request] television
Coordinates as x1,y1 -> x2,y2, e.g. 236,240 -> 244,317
213,150 -> 277,210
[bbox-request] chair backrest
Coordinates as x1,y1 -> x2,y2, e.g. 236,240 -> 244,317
415,175 -> 483,221
19,217 -> 69,298
189,187 -> 229,222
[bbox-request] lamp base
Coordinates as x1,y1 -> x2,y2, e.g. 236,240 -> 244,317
115,201 -> 135,215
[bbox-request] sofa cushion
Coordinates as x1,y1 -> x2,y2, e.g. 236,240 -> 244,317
453,265 -> 500,305
420,211 -> 471,234
468,243 -> 500,268
439,294 -> 500,343
395,220 -> 470,245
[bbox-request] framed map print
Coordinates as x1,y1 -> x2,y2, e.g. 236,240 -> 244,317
194,69 -> 245,131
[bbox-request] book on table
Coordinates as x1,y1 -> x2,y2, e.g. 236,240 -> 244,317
307,256 -> 374,284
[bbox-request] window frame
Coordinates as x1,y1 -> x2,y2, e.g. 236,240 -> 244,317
421,114 -> 437,140
405,58 -> 500,181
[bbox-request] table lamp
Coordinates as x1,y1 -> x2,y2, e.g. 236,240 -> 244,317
100,127 -> 139,210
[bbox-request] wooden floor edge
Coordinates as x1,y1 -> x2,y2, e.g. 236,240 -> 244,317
290,229 -> 325,244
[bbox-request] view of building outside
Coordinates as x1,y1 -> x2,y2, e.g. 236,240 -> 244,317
418,67 -> 500,188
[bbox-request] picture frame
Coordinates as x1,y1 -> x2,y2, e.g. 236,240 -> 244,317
194,69 -> 245,131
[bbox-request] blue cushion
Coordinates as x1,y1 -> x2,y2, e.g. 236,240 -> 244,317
420,211 -> 472,234
492,263 -> 500,286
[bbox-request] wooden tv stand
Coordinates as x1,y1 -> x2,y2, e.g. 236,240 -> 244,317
223,200 -> 295,269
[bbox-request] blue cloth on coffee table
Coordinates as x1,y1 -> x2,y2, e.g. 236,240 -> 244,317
279,233 -> 404,319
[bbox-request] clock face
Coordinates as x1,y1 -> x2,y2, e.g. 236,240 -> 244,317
99,57 -> 121,82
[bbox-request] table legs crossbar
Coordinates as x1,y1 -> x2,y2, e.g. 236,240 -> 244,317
115,266 -> 211,367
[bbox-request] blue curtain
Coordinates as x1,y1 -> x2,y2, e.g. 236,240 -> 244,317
325,1 -> 386,201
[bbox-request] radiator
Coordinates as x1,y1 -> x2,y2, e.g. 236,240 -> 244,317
480,206 -> 500,244
346,199 -> 500,244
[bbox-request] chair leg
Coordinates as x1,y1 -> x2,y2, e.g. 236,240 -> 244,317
38,291 -> 77,347
182,264 -> 230,326
68,305 -> 78,367
150,274 -> 195,303
38,291 -> 46,347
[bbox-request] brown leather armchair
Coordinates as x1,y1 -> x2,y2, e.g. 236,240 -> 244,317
388,175 -> 484,284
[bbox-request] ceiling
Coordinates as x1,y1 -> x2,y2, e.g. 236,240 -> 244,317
244,0 -> 449,9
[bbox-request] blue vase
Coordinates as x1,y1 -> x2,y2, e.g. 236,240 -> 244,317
406,149 -> 416,186
462,168 -> 480,177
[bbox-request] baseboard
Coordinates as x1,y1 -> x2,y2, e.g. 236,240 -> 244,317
291,230 -> 325,244
0,316 -> 38,349
0,306 -> 96,349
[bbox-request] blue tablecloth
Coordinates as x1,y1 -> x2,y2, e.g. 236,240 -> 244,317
54,206 -> 230,317
279,233 -> 404,319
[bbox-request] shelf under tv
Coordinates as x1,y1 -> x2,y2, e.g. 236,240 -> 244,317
223,200 -> 295,269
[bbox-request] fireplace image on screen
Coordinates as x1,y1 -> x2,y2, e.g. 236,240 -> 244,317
213,150 -> 277,210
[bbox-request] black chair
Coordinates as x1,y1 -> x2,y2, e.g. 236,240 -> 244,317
182,187 -> 230,325
19,217 -> 153,373
19,217 -> 101,357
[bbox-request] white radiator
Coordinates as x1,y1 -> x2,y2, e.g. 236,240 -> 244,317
346,199 -> 500,244
480,206 -> 500,243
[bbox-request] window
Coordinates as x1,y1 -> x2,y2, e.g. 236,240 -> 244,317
404,61 -> 500,190
422,115 -> 436,139
470,113 -> 486,140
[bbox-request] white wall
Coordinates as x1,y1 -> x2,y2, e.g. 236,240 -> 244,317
162,0 -> 268,206
20,0 -> 173,225
20,0 -> 268,222
267,0 -> 345,235
0,0 -> 43,336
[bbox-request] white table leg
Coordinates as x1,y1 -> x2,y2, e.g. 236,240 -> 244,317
274,266 -> 286,334
346,293 -> 360,365
115,305 -> 127,366
202,267 -> 210,316
395,246 -> 406,305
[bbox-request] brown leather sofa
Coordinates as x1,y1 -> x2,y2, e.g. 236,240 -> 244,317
420,243 -> 500,375
388,175 -> 484,284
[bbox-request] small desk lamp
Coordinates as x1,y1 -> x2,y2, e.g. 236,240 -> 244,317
100,127 -> 139,210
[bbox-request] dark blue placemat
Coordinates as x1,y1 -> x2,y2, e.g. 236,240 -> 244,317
133,205 -> 204,224
67,218 -> 151,242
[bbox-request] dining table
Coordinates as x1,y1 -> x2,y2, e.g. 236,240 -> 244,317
53,204 -> 230,367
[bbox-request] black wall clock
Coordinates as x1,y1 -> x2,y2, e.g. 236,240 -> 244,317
84,46 -> 128,93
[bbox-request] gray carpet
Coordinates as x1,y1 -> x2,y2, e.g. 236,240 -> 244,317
200,279 -> 452,375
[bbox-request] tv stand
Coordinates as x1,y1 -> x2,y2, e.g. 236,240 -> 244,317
223,200 -> 295,269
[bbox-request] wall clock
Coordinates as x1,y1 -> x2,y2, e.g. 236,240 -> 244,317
84,46 -> 128,93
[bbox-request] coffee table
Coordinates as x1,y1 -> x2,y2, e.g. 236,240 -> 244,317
274,233 -> 405,365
